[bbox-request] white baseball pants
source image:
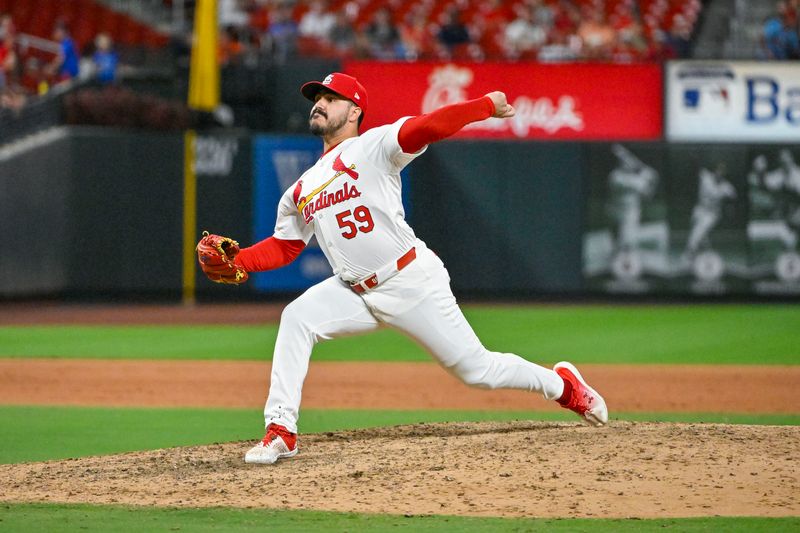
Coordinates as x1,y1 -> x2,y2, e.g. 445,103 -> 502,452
263,242 -> 565,433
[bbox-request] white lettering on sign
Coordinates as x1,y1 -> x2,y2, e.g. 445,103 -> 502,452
422,64 -> 583,136
195,137 -> 239,176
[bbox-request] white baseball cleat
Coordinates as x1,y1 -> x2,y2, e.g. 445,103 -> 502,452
244,423 -> 298,464
554,361 -> 608,427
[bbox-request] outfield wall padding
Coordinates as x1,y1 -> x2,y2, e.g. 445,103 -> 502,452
409,142 -> 584,293
0,131 -> 73,296
2,129 -> 798,299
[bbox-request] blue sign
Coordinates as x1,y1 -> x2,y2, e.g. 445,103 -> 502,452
251,134 -> 415,292
252,135 -> 332,291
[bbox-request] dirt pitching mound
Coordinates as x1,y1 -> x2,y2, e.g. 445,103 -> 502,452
2,421 -> 798,518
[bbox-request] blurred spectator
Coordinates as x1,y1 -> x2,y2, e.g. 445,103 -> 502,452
0,12 -> 15,40
528,0 -> 556,31
783,20 -> 800,58
471,0 -> 511,59
640,28 -> 666,61
218,25 -> 246,65
763,1 -> 800,59
219,0 -> 249,29
399,9 -> 437,60
504,4 -> 548,59
785,0 -> 799,28
299,0 -> 336,41
479,0 -> 512,27
538,28 -> 579,61
612,4 -> 649,61
91,33 -> 118,84
552,0 -> 581,36
763,6 -> 784,56
266,3 -> 298,63
328,9 -> 357,57
663,13 -> 694,59
0,32 -> 16,89
363,7 -> 402,59
576,9 -> 616,59
437,8 -> 472,57
47,23 -> 80,82
248,1 -> 271,33
0,84 -> 26,111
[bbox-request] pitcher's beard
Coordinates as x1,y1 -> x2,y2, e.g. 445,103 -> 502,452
310,113 -> 348,137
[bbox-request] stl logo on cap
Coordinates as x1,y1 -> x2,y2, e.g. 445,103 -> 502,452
300,72 -> 368,116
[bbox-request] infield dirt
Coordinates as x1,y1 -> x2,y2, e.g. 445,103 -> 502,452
2,421 -> 798,518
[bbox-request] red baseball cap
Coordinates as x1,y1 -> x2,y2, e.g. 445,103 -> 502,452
300,72 -> 368,116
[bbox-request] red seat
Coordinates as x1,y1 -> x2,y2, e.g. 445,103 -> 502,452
119,20 -> 144,46
142,27 -> 169,48
72,17 -> 96,50
250,7 -> 270,32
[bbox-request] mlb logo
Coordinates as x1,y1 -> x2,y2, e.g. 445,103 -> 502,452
323,74 -> 334,85
683,89 -> 700,108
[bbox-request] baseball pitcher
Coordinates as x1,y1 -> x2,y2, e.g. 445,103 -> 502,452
196,73 -> 608,465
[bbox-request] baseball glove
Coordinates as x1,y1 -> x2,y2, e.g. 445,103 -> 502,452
196,231 -> 249,284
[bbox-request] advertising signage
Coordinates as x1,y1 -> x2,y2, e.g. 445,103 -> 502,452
583,142 -> 800,296
667,61 -> 800,142
344,62 -> 663,140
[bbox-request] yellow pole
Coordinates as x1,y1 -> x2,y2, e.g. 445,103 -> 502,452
182,130 -> 197,305
184,0 -> 218,304
188,0 -> 219,111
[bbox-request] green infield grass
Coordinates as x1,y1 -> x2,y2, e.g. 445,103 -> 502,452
1,405 -> 797,464
0,305 -> 798,364
0,503 -> 797,532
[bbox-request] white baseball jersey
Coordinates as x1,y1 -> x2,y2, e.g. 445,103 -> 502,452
272,117 -> 426,282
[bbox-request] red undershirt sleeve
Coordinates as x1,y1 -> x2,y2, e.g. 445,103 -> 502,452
398,96 -> 495,154
234,236 -> 306,272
